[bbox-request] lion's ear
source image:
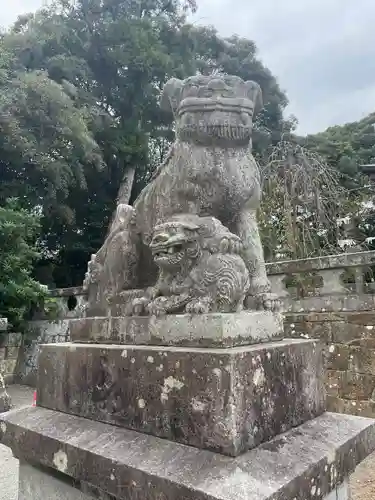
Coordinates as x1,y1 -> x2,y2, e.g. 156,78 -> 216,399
244,80 -> 263,116
160,78 -> 183,114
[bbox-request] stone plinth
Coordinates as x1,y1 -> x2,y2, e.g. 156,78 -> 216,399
37,338 -> 325,457
70,312 -> 284,347
1,406 -> 374,500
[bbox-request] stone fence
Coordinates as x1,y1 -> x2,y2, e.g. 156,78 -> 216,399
267,250 -> 375,312
266,251 -> 375,418
6,250 -> 375,418
16,287 -> 86,386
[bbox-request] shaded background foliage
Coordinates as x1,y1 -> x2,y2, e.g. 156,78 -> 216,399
0,0 -> 372,305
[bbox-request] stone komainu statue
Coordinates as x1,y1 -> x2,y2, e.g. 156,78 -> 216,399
130,214 -> 250,316
84,74 -> 277,315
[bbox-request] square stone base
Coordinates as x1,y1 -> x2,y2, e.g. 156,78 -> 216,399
1,407 -> 373,500
69,312 -> 284,347
37,338 -> 325,456
18,462 -> 352,500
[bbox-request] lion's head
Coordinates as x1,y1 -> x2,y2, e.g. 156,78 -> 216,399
150,214 -> 243,271
160,75 -> 263,146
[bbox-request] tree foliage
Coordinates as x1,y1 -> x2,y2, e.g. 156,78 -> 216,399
0,200 -> 47,329
0,0 -> 288,286
301,113 -> 375,250
258,139 -> 354,261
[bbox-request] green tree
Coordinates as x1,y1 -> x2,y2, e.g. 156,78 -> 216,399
1,1 -> 288,285
0,200 -> 47,329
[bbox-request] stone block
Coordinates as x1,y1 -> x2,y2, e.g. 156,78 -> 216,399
326,370 -> 375,400
0,391 -> 12,413
0,348 -> 6,360
324,480 -> 350,500
330,321 -> 375,344
326,344 -> 375,374
1,407 -> 375,500
6,345 -> 20,359
0,359 -> 17,375
0,318 -> 7,331
5,331 -> 22,346
327,396 -> 375,419
284,319 -> 332,343
37,339 -> 325,457
69,312 -> 284,348
19,463 -> 96,500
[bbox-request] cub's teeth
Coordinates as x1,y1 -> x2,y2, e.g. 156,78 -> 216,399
168,247 -> 174,254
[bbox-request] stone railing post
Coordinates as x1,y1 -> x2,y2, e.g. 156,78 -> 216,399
268,274 -> 289,298
319,269 -> 347,295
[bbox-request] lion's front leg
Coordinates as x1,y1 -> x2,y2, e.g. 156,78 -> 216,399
131,286 -> 160,315
185,296 -> 214,314
147,293 -> 191,316
234,208 -> 280,312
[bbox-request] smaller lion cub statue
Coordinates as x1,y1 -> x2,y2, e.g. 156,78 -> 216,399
129,214 -> 250,316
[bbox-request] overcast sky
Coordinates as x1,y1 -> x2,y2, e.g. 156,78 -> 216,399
2,0 -> 375,135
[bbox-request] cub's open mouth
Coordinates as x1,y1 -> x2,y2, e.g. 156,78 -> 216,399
152,243 -> 183,259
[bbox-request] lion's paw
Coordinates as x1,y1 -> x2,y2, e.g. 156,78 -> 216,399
131,297 -> 150,316
258,293 -> 281,312
146,297 -> 168,317
185,298 -> 212,314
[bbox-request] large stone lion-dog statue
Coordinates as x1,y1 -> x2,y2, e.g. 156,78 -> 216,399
84,74 -> 277,315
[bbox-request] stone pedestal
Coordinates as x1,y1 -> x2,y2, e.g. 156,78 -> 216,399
2,407 -> 372,500
37,337 -> 324,456
1,311 -> 375,499
69,311 -> 284,347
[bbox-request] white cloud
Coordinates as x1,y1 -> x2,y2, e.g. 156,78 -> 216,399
194,0 -> 375,134
0,0 -> 46,29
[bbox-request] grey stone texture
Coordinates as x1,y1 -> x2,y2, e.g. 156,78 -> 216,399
0,318 -> 7,331
1,407 -> 374,500
70,311 -> 284,347
284,310 -> 375,419
18,462 -> 352,500
127,215 -> 251,316
84,75 -> 277,316
19,463 -> 96,500
36,338 -> 325,456
0,391 -> 12,413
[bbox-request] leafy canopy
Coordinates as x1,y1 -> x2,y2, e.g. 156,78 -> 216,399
0,200 -> 47,328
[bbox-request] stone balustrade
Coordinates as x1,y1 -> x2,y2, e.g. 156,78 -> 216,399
266,250 -> 375,313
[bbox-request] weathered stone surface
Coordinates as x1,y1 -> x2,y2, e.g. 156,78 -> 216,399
284,319 -> 332,343
19,463 -> 97,500
1,407 -> 375,500
327,344 -> 375,374
0,359 -> 17,375
283,294 -> 375,314
70,312 -> 284,347
266,250 -> 375,276
327,396 -> 375,419
326,370 -> 375,400
37,339 -> 325,457
0,390 -> 12,413
17,462 -> 353,500
5,331 -> 22,346
84,75 -> 275,316
0,318 -> 7,331
128,215 -> 251,316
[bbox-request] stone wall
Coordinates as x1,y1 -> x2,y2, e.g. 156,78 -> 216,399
0,317 -> 22,385
266,251 -> 375,418
17,287 -> 86,386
